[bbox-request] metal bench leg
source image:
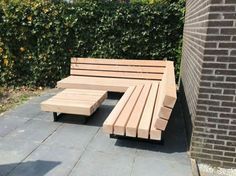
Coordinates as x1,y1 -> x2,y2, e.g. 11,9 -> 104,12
53,112 -> 59,122
83,117 -> 89,124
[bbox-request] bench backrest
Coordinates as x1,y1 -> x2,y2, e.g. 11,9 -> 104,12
70,58 -> 167,81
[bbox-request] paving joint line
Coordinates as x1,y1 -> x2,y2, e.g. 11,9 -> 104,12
5,122 -> 63,176
66,127 -> 101,176
129,148 -> 138,176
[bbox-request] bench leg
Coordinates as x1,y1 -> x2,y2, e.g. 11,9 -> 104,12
83,117 -> 89,124
53,112 -> 59,122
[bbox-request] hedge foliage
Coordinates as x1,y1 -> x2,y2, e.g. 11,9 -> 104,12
0,0 -> 184,87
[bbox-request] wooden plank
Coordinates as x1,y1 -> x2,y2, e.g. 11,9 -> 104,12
61,88 -> 107,95
52,94 -> 104,100
163,61 -> 177,108
56,91 -> 107,97
42,99 -> 93,106
153,61 -> 176,131
103,86 -> 135,134
155,118 -> 168,131
159,106 -> 172,120
71,63 -> 165,73
150,70 -> 167,134
126,83 -> 151,137
50,94 -> 107,109
70,69 -> 163,80
71,58 -> 167,67
137,83 -> 159,139
41,100 -> 92,116
57,76 -> 156,93
113,85 -> 143,135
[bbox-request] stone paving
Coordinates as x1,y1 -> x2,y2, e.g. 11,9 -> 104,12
0,89 -> 192,176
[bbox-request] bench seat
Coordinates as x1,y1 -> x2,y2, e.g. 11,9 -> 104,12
103,83 -> 163,140
41,89 -> 107,116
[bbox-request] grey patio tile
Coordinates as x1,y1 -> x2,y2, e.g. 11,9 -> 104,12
86,128 -> 137,155
30,111 -> 54,121
0,116 -> 30,137
5,120 -> 61,143
135,148 -> 190,166
8,145 -> 83,176
131,155 -> 192,176
4,103 -> 41,119
0,138 -> 39,176
43,123 -> 99,150
69,150 -> 134,176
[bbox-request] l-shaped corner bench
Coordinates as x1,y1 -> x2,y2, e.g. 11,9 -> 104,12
41,58 -> 177,141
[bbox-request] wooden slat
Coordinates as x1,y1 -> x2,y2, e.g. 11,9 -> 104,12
155,118 -> 168,131
153,61 -> 176,131
103,86 -> 135,133
71,58 -> 167,67
126,83 -> 151,137
70,70 -> 163,80
61,88 -> 107,95
57,76 -> 155,93
163,62 -> 177,108
150,76 -> 165,138
52,94 -> 104,100
137,83 -> 159,139
41,100 -> 92,116
51,94 -> 107,108
159,106 -> 172,120
113,85 -> 143,135
149,77 -> 165,139
71,63 -> 165,74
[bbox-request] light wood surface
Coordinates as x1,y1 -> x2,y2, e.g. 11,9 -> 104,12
71,63 -> 166,73
41,89 -> 107,116
103,86 -> 135,133
113,85 -> 143,135
57,76 -> 153,93
138,83 -> 159,139
126,83 -> 151,137
71,58 -> 167,67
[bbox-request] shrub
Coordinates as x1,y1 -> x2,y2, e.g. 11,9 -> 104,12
0,0 -> 184,87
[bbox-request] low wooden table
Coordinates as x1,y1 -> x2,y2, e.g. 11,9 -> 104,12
41,89 -> 107,121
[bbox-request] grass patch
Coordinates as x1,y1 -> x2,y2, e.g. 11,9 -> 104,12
0,87 -> 44,115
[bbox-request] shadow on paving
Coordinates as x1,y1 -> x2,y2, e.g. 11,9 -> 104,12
55,92 -> 188,154
0,160 -> 61,176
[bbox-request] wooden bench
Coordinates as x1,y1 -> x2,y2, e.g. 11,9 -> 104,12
42,58 -> 177,141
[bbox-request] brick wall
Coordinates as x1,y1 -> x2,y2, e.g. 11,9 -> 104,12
180,0 -> 236,168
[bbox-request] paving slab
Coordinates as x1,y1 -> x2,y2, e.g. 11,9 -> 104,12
69,150 -> 134,176
0,116 -> 30,137
131,155 -> 192,176
0,138 -> 40,176
4,102 -> 41,119
8,145 -> 83,176
6,120 -> 61,143
86,128 -> 137,155
43,123 -> 99,150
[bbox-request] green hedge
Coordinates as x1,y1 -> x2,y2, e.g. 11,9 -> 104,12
0,0 -> 184,87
